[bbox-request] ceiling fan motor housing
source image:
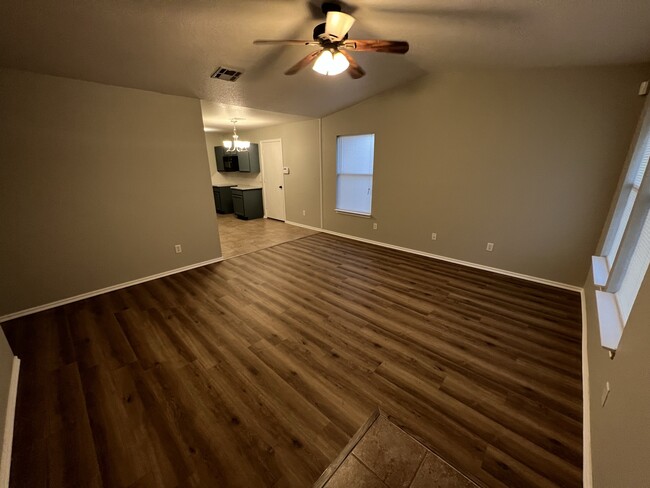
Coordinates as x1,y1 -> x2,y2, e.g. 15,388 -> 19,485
313,22 -> 348,41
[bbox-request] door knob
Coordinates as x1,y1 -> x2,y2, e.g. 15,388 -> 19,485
279,185 -> 283,189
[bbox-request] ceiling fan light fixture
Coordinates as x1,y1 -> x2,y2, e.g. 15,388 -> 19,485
313,49 -> 350,76
325,11 -> 355,40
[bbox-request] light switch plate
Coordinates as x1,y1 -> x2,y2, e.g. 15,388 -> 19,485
283,167 -> 290,174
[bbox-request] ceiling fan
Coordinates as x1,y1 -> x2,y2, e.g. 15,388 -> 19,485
253,2 -> 409,79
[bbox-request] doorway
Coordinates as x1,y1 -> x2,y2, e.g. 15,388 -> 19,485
260,139 -> 286,221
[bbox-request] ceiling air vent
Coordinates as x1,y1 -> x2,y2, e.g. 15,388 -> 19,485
211,66 -> 243,82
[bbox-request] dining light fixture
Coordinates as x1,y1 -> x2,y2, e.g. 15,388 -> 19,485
312,49 -> 350,76
223,118 -> 250,152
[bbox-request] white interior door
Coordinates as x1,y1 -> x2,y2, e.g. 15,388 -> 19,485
260,139 -> 286,221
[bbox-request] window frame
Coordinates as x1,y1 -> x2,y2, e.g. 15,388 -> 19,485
335,133 -> 376,217
593,96 -> 650,352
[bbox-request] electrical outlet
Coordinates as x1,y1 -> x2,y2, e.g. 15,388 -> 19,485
174,244 -> 182,254
431,232 -> 437,241
601,381 -> 611,407
372,223 -> 378,230
486,242 -> 494,252
302,209 -> 306,216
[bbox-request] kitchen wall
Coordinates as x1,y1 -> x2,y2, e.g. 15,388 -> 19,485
238,119 -> 321,228
0,69 -> 221,318
320,65 -> 649,286
204,131 -> 263,187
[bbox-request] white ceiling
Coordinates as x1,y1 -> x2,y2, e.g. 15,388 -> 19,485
1,0 -> 649,127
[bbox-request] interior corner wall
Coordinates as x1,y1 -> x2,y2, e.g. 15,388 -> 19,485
0,69 -> 221,318
239,119 -> 321,228
321,65 -> 649,286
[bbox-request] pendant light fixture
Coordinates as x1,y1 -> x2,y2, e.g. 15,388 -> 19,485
223,118 -> 250,152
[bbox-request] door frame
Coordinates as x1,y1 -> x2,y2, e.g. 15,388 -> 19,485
259,138 -> 286,221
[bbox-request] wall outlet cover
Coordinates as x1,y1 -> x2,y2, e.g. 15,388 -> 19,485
373,223 -> 378,230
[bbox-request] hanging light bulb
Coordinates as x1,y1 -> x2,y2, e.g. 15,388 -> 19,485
312,49 -> 350,76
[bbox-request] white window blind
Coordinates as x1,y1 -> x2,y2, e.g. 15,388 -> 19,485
336,134 -> 375,215
616,207 -> 650,323
594,96 -> 650,351
604,137 -> 650,269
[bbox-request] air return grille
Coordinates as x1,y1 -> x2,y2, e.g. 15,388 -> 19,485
211,66 -> 243,82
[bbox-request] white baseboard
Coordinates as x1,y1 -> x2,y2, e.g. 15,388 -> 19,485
285,221 -> 582,292
0,356 -> 20,488
581,291 -> 593,488
0,257 -> 224,323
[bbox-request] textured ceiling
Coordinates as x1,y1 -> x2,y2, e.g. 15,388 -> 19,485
1,0 -> 649,125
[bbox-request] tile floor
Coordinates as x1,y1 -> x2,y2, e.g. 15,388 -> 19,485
318,413 -> 477,488
216,213 -> 318,259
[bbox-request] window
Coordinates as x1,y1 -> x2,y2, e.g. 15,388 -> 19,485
336,134 -> 375,216
593,99 -> 650,351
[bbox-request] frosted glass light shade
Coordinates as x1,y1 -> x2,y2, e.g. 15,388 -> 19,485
223,140 -> 233,149
325,11 -> 355,40
330,51 -> 349,75
312,50 -> 349,76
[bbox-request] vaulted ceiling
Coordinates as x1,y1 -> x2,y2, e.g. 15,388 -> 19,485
1,0 -> 649,127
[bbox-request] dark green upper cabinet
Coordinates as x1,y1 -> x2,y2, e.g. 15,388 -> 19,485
214,144 -> 259,173
215,146 -> 226,172
237,143 -> 260,173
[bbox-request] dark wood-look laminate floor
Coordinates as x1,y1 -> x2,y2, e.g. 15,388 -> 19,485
3,233 -> 583,488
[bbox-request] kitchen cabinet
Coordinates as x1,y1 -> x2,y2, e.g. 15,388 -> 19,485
215,146 -> 226,172
231,187 -> 264,220
214,144 -> 260,173
237,143 -> 260,173
212,185 -> 236,214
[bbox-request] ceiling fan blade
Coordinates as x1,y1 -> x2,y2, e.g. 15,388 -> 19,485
285,50 -> 322,75
343,40 -> 410,54
254,40 -> 320,46
325,11 -> 355,40
339,50 -> 365,79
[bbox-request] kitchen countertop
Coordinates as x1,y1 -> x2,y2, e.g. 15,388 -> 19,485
231,185 -> 262,190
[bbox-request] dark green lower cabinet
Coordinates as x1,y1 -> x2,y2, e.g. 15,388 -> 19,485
231,188 -> 264,220
212,185 -> 236,214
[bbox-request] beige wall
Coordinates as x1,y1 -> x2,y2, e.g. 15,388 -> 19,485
0,69 -> 221,317
583,89 -> 650,486
584,270 -> 650,486
321,66 -> 649,286
239,119 -> 322,227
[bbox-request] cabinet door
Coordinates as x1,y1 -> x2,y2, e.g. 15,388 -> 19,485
237,151 -> 251,172
215,146 -> 225,172
232,193 -> 245,216
237,144 -> 260,173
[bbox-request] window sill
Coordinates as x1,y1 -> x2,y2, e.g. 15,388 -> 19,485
592,255 -> 609,287
335,209 -> 372,218
595,290 -> 624,352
